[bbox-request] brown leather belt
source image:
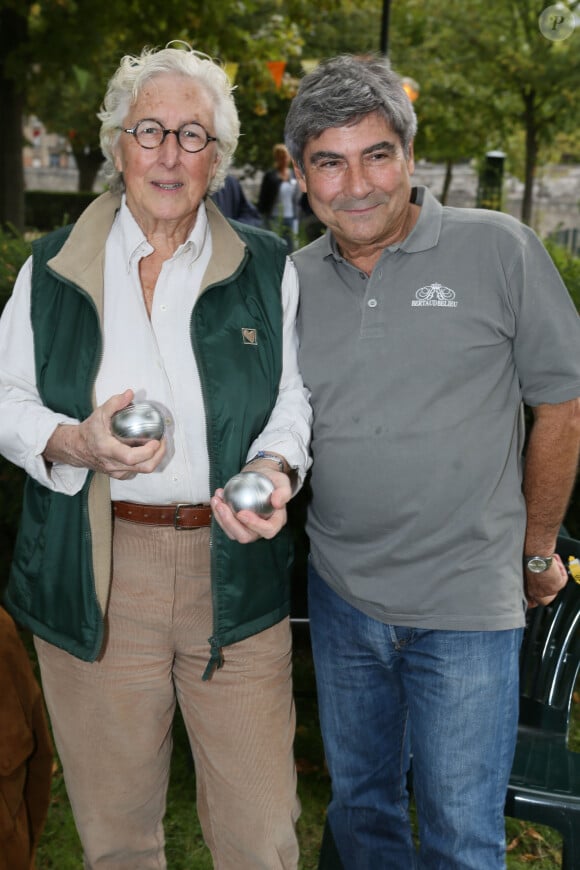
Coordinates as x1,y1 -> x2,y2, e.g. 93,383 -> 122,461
113,501 -> 212,530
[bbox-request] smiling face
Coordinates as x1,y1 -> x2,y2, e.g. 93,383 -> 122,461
294,111 -> 417,267
113,73 -> 220,237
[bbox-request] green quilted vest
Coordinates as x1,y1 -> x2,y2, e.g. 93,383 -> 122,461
4,219 -> 293,673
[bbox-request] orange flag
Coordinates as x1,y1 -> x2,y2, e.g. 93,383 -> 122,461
266,60 -> 286,88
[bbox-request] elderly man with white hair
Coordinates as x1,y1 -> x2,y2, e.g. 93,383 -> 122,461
0,42 -> 311,869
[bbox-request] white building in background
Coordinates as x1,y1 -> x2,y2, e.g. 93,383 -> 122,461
23,115 -> 106,192
23,116 -> 75,171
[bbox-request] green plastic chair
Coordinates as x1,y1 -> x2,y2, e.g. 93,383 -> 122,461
505,534 -> 580,870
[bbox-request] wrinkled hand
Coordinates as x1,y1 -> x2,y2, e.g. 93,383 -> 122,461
210,469 -> 292,544
525,553 -> 568,608
44,390 -> 165,480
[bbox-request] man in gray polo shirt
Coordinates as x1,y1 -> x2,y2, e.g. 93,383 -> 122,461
285,55 -> 580,869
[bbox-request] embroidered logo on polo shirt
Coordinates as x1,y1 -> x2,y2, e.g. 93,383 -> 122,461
411,283 -> 458,308
242,327 -> 258,345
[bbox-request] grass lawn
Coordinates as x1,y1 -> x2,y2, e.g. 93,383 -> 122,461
32,626 -> 578,869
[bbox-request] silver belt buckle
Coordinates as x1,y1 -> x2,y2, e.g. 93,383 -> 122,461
174,503 -> 193,530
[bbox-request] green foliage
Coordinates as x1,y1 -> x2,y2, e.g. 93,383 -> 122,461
298,0 -> 383,57
0,226 -> 31,311
544,239 -> 580,312
554,129 -> 580,164
506,128 -> 580,180
388,0 -> 580,224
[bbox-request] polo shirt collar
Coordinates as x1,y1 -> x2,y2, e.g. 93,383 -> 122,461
325,184 -> 442,262
119,195 -> 209,272
397,185 -> 442,253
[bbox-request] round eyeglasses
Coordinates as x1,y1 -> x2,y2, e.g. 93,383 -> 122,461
122,119 -> 218,153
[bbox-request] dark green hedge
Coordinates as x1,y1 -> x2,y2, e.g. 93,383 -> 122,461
25,190 -> 99,233
0,231 -> 31,311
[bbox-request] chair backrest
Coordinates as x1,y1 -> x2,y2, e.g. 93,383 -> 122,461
518,534 -> 580,740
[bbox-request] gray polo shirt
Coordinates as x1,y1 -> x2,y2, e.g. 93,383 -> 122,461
293,185 -> 580,630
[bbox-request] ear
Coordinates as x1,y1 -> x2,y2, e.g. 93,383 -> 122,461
293,161 -> 308,193
112,142 -> 124,173
209,151 -> 221,181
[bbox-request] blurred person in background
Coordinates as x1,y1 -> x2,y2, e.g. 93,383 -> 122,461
211,172 -> 262,226
258,143 -> 299,251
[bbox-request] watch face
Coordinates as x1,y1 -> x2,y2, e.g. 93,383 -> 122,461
526,556 -> 551,574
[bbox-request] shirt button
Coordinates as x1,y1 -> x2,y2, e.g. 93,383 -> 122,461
377,269 -> 383,279
368,298 -> 378,308
359,272 -> 366,279
160,304 -> 167,311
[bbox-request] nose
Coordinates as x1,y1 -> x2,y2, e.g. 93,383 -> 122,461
343,162 -> 373,198
158,131 -> 181,166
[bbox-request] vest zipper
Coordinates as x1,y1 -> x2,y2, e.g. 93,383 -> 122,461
190,262 -> 248,680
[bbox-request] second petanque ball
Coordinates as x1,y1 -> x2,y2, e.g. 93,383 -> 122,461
223,471 -> 275,517
111,402 -> 165,446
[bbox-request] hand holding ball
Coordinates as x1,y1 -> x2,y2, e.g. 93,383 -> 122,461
111,402 -> 165,446
223,471 -> 275,517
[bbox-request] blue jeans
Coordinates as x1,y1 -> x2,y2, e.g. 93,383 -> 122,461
308,563 -> 523,870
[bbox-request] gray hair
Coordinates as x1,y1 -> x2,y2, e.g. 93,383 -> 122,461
98,43 -> 240,194
285,54 -> 418,171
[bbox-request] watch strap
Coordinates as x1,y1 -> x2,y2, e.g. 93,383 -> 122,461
247,451 -> 287,474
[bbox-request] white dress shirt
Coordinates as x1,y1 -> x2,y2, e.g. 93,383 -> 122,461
0,197 -> 311,503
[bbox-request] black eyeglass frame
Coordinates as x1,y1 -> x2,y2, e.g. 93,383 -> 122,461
121,119 -> 218,153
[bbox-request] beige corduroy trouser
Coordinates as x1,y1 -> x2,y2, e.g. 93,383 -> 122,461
35,519 -> 300,869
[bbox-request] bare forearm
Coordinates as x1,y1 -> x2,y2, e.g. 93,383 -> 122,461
523,398 -> 580,554
43,423 -> 89,468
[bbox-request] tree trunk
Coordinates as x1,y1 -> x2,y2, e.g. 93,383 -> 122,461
440,160 -> 454,205
0,7 -> 28,232
73,147 -> 105,192
521,92 -> 537,227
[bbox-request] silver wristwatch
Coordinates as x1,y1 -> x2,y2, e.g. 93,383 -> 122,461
524,555 -> 554,574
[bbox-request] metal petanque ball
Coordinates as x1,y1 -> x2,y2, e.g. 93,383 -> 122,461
223,471 -> 275,517
111,402 -> 165,446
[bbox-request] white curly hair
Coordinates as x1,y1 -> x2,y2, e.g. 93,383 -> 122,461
98,42 -> 239,194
